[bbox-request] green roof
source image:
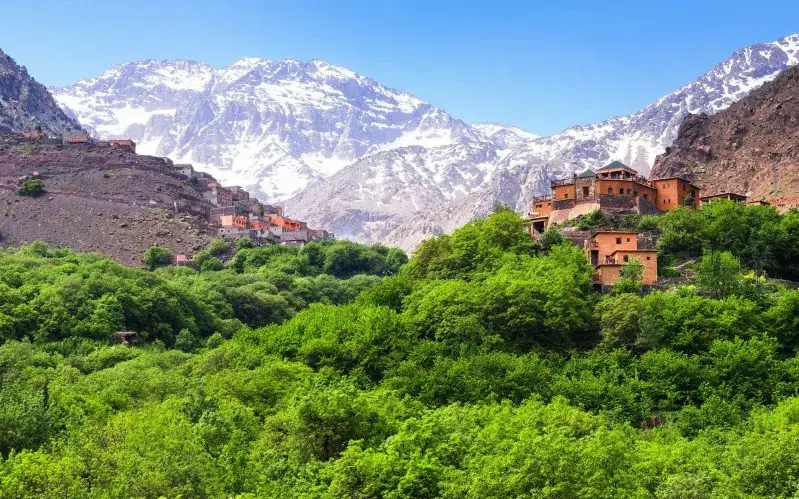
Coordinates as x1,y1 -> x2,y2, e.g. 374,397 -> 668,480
597,160 -> 635,172
577,169 -> 595,178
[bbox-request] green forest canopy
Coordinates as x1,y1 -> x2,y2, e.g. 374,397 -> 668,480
2,203 -> 799,497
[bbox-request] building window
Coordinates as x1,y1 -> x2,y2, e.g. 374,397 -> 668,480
626,189 -> 631,195
582,186 -> 589,196
608,187 -> 613,195
626,238 -> 630,242
623,255 -> 629,262
616,237 -> 622,244
646,256 -> 651,260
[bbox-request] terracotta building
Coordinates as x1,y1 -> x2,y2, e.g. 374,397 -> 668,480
66,134 -> 91,144
109,139 -> 136,152
270,216 -> 306,231
219,215 -> 248,229
650,177 -> 700,211
699,192 -> 748,205
585,230 -> 658,286
529,161 -> 704,235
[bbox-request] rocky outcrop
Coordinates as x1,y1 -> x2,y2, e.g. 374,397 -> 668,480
0,49 -> 82,135
650,63 -> 799,208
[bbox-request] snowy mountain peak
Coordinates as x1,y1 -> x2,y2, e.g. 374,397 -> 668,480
52,56 -> 466,201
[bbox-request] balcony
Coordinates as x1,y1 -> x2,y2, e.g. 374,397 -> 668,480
531,194 -> 553,203
550,177 -> 574,187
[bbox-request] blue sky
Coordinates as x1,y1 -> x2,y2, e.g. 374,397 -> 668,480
2,0 -> 798,135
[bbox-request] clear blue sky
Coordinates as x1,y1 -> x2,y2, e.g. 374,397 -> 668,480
2,0 -> 798,135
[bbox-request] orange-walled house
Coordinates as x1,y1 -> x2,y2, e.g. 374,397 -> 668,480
270,216 -> 306,231
585,230 -> 658,286
219,215 -> 248,229
651,177 -> 700,211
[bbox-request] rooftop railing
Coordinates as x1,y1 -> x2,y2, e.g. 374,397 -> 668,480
550,177 -> 574,187
531,194 -> 553,203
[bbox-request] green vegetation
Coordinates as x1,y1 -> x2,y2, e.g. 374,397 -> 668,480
15,142 -> 37,158
1,204 -> 799,497
17,178 -> 44,197
143,246 -> 173,270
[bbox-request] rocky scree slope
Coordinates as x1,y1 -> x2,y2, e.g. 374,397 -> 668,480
0,135 -> 212,266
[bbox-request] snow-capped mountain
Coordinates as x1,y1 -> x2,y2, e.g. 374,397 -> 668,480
522,34 -> 799,176
52,34 -> 799,250
51,58 -> 481,200
286,34 -> 799,249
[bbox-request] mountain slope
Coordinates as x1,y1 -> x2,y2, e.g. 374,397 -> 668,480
0,49 -> 82,134
285,34 -> 799,249
52,58 -> 481,201
650,63 -> 799,208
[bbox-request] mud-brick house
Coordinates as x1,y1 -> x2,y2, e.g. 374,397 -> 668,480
585,230 -> 658,286
270,216 -> 306,231
217,226 -> 252,241
699,192 -> 748,205
109,139 -> 136,152
309,228 -> 335,241
219,215 -> 248,229
650,177 -> 700,211
66,134 -> 91,144
280,229 -> 312,246
173,163 -> 196,179
205,187 -> 235,207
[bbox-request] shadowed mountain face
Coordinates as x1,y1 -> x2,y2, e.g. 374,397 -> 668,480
52,35 -> 799,250
0,49 -> 82,135
651,63 -> 799,209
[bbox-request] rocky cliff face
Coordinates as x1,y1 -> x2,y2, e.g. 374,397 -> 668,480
0,49 -> 82,135
650,63 -> 799,208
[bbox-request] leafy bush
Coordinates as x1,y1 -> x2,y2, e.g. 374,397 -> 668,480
18,179 -> 44,197
143,246 -> 173,270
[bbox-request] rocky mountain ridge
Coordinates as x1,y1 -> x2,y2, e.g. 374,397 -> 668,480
0,49 -> 82,135
650,63 -> 799,209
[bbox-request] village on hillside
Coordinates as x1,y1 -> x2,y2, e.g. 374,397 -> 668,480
18,131 -> 334,264
529,161 -> 769,287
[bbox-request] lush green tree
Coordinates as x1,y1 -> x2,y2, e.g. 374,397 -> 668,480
613,258 -> 644,294
696,250 -> 743,298
143,246 -> 173,270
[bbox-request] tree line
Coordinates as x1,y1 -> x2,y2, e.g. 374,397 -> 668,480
1,203 -> 799,497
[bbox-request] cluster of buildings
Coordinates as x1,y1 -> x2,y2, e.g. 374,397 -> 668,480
531,161 -> 766,287
170,163 -> 334,248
